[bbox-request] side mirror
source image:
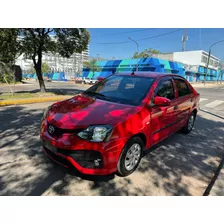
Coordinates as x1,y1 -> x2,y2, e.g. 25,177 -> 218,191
153,96 -> 171,106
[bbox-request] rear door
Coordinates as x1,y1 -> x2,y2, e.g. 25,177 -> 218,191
172,77 -> 195,130
150,77 -> 178,145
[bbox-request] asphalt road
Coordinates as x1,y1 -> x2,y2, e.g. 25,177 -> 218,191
194,85 -> 224,118
0,82 -> 224,196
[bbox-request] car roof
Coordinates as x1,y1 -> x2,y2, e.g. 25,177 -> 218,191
115,72 -> 181,79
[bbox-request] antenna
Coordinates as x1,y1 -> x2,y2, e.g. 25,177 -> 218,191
182,29 -> 188,51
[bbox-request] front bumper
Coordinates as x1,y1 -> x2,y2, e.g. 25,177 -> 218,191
40,121 -> 126,175
42,145 -> 113,175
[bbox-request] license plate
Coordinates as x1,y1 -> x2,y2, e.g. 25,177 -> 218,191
42,139 -> 57,154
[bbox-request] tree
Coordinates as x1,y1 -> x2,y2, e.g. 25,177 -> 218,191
0,29 -> 20,64
83,59 -> 101,78
42,62 -> 50,74
132,48 -> 160,59
0,29 -> 22,82
0,61 -> 14,92
27,62 -> 51,76
17,28 -> 90,92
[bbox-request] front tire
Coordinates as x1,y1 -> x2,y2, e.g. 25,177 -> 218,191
117,136 -> 144,177
181,112 -> 196,134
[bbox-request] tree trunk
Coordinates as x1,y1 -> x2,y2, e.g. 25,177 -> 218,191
34,50 -> 46,92
35,66 -> 46,92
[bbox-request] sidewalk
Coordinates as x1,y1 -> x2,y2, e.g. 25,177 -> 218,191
191,82 -> 223,88
207,157 -> 224,196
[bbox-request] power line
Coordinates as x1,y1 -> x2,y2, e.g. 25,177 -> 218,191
96,29 -> 184,44
137,28 -> 184,41
91,28 -> 155,38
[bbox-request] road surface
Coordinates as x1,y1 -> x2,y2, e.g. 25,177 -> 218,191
0,83 -> 223,196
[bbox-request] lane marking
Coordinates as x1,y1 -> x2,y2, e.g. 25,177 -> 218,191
200,98 -> 208,102
205,100 -> 224,108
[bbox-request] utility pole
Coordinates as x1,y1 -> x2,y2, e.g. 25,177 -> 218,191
205,39 -> 224,86
182,29 -> 188,52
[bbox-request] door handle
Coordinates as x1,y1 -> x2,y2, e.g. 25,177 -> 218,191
174,105 -> 178,110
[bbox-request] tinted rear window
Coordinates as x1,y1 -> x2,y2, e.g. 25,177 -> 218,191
174,78 -> 191,97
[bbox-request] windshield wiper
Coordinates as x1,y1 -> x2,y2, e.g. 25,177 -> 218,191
83,91 -> 111,102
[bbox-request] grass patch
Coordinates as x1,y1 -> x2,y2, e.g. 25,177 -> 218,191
0,92 -> 60,100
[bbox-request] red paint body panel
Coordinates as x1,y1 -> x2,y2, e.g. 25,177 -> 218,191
40,72 -> 200,176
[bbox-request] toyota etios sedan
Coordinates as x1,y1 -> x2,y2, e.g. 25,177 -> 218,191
40,72 -> 200,177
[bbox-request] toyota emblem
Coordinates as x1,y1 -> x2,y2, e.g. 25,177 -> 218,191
48,125 -> 55,135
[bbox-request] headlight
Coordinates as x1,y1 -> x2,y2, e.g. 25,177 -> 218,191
42,106 -> 51,120
77,125 -> 113,142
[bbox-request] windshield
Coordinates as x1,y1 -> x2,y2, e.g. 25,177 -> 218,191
83,75 -> 155,106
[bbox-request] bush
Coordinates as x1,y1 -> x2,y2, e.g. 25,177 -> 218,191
0,73 -> 14,83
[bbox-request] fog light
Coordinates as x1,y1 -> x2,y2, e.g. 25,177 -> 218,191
94,159 -> 101,167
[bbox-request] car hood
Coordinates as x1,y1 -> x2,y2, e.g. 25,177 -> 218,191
46,94 -> 139,129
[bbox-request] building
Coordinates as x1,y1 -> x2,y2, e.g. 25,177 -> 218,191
154,50 -> 219,68
83,58 -> 185,80
83,50 -> 223,82
16,45 -> 89,75
152,50 -> 220,81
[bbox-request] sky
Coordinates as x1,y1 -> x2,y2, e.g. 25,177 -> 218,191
88,28 -> 224,60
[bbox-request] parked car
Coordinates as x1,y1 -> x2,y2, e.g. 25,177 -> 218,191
83,77 -> 98,85
40,72 -> 200,177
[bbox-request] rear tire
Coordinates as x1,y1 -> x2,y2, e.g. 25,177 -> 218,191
181,112 -> 196,134
117,136 -> 144,177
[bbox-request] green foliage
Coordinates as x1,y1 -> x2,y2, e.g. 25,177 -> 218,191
132,48 -> 160,59
0,29 -> 21,83
27,62 -> 50,74
0,28 -> 90,91
0,73 -> 14,83
19,29 -> 90,61
42,62 -> 50,74
0,61 -> 14,83
0,29 -> 21,64
83,59 -> 101,74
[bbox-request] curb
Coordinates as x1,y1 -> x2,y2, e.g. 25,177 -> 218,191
0,96 -> 70,106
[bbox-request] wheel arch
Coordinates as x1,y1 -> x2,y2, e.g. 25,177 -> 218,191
130,132 -> 147,148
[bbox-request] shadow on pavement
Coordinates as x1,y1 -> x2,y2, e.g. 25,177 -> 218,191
0,104 -> 223,196
14,88 -> 84,96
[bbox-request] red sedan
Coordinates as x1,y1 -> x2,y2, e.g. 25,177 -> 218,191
40,72 -> 200,177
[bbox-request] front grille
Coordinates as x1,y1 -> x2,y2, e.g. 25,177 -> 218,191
58,149 -> 103,169
43,146 -> 69,167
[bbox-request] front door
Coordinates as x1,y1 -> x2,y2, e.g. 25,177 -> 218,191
150,77 -> 177,146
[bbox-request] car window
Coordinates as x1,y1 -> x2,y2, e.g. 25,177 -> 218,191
174,78 -> 191,97
99,76 -> 122,92
84,75 -> 155,106
155,79 -> 174,100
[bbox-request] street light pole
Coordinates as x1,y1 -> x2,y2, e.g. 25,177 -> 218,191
205,39 -> 224,86
128,37 -> 139,72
